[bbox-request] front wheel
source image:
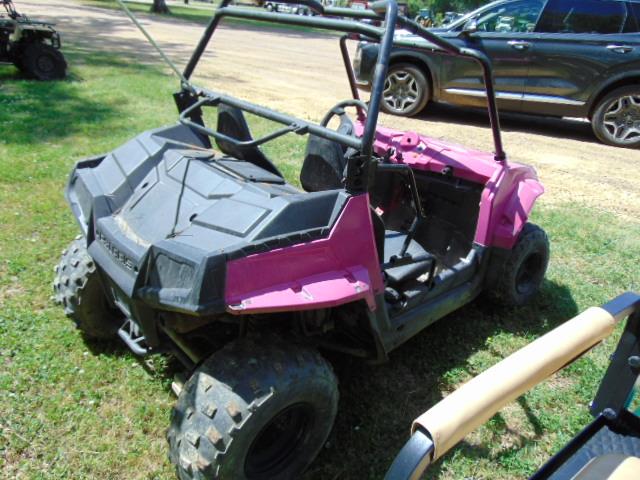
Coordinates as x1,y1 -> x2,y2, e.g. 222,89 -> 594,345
592,86 -> 640,148
168,339 -> 338,480
381,63 -> 430,117
486,223 -> 549,307
19,42 -> 67,80
53,237 -> 122,339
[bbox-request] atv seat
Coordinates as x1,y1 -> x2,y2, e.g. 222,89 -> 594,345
215,104 -> 283,178
383,231 -> 434,286
572,454 -> 640,480
300,116 -> 353,192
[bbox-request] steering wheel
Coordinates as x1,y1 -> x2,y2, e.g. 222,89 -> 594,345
320,99 -> 369,136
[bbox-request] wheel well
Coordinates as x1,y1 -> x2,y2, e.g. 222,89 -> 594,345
589,76 -> 640,118
389,55 -> 434,99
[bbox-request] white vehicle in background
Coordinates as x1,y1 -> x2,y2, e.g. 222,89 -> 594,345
263,1 -> 313,14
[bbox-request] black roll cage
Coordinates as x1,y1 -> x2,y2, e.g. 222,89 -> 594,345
1,0 -> 19,19
176,0 -> 506,193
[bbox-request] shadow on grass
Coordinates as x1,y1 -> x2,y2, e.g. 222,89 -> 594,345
416,103 -> 598,146
80,333 -> 185,384
0,50 -> 171,148
306,279 -> 578,479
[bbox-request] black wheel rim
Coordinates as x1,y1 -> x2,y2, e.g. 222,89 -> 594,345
515,252 -> 544,296
245,403 -> 314,478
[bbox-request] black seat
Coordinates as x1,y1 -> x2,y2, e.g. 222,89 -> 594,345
300,116 -> 353,192
384,231 -> 434,286
215,104 -> 283,178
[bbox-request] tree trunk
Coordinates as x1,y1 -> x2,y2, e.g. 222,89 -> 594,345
150,0 -> 171,14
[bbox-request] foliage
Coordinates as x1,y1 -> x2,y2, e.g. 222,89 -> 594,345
406,0 -> 488,19
150,0 -> 170,14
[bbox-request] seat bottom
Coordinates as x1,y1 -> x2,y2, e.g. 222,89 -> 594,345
572,454 -> 640,480
383,231 -> 434,286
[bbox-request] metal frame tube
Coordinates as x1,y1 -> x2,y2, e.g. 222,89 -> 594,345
175,0 -> 507,195
180,90 -> 363,150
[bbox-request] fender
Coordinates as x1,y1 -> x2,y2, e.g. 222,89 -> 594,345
586,69 -> 640,114
225,194 -> 384,315
475,164 -> 544,250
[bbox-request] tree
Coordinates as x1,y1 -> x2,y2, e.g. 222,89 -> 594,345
407,0 -> 488,21
150,0 -> 170,14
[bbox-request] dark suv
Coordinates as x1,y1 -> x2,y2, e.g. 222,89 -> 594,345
354,0 -> 640,147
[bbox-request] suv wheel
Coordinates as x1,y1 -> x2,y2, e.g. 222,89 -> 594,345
168,339 -> 338,480
381,63 -> 430,117
592,86 -> 640,148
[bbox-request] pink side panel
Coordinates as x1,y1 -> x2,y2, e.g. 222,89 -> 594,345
357,122 -> 501,184
225,194 -> 384,315
359,121 -> 544,250
227,267 -> 372,314
491,178 -> 545,249
475,166 -> 544,249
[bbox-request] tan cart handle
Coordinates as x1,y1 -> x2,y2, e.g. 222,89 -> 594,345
385,292 -> 640,480
413,306 -> 617,460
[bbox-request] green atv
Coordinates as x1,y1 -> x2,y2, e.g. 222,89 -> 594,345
0,0 -> 66,80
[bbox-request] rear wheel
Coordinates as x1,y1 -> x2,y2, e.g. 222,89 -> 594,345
19,42 -> 67,80
53,237 -> 121,339
592,86 -> 640,148
486,223 -> 549,307
168,339 -> 338,480
381,63 -> 430,117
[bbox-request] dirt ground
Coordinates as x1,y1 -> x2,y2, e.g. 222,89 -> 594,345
24,0 -> 640,219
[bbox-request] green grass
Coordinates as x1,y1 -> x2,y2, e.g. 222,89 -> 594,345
1,43 -> 639,480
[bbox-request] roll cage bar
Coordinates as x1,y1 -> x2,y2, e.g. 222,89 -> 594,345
1,0 -> 19,19
176,0 -> 506,193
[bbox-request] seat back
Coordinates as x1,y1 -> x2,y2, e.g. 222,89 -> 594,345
300,116 -> 353,192
215,104 -> 282,177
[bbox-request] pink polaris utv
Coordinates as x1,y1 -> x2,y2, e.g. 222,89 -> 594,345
54,0 -> 549,478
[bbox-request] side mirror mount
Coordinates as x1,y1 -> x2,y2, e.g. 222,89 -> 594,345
461,19 -> 478,36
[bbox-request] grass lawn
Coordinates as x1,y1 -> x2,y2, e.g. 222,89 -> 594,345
1,42 -> 639,479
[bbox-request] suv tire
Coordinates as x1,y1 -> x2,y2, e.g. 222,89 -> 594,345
592,86 -> 640,148
381,63 -> 430,117
168,339 -> 338,480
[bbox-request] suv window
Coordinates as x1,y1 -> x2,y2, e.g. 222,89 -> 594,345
475,0 -> 544,33
624,2 -> 640,32
537,0 -> 626,34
